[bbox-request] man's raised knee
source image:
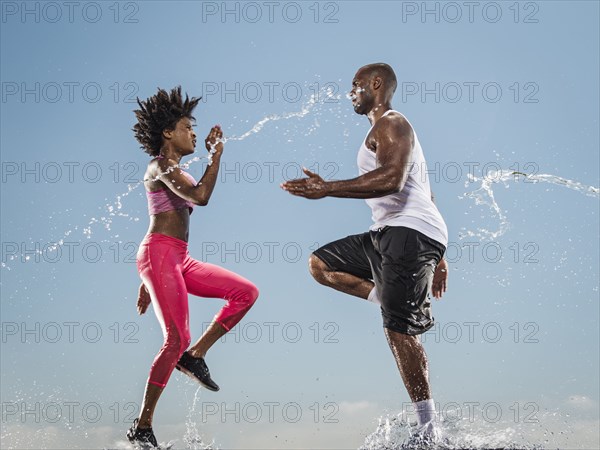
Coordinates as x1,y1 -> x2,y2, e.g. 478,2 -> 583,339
308,253 -> 330,285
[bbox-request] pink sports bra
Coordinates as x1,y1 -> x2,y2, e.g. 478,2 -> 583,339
146,156 -> 197,216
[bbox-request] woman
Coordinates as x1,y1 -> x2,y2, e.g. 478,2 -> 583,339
127,86 -> 259,448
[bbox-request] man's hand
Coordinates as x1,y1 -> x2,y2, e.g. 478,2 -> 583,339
281,168 -> 328,199
137,282 -> 151,315
431,259 -> 448,299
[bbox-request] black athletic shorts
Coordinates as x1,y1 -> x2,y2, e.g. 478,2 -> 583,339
313,226 -> 446,336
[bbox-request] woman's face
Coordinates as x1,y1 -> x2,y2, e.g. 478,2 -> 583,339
166,117 -> 197,155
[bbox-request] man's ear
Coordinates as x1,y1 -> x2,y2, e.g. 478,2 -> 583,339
372,76 -> 383,91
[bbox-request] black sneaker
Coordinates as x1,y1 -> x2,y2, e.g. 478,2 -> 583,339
126,418 -> 158,449
176,351 -> 220,391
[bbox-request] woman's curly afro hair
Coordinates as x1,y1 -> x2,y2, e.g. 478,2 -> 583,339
133,86 -> 201,157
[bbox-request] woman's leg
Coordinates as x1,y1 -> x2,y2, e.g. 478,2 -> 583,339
181,256 -> 259,356
137,382 -> 164,429
135,237 -> 191,428
188,320 -> 227,358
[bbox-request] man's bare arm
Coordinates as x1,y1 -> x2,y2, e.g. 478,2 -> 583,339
281,115 -> 414,199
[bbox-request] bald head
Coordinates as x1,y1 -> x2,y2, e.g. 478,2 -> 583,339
358,63 -> 398,98
350,63 -> 398,116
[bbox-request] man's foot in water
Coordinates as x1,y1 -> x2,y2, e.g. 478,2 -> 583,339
404,420 -> 443,449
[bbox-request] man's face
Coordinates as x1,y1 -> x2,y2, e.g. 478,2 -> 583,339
349,69 -> 372,115
168,117 -> 197,155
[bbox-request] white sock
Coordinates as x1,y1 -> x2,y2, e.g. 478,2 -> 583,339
367,286 -> 381,305
414,398 -> 437,426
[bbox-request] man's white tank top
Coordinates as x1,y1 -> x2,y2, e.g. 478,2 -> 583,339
357,110 -> 448,247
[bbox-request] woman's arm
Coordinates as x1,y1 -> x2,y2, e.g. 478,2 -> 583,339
156,126 -> 224,206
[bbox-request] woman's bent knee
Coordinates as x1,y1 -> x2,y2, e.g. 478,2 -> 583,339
246,283 -> 259,306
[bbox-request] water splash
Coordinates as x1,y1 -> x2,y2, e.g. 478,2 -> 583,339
460,170 -> 599,240
225,86 -> 336,143
182,386 -> 216,450
360,412 -> 547,450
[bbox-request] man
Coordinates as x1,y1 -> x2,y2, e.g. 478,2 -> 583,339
281,63 -> 449,441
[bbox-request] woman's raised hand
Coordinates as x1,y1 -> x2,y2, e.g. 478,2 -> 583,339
205,125 -> 224,154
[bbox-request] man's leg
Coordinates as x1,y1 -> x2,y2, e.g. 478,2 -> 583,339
371,227 -> 446,438
309,254 -> 374,300
383,328 -> 431,402
384,328 -> 437,437
308,232 -> 379,303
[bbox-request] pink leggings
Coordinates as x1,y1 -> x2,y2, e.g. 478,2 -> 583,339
136,233 -> 259,388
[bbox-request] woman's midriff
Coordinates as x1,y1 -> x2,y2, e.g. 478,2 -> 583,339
147,208 -> 191,242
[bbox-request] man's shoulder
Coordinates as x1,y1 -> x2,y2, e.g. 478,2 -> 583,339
374,111 -> 414,138
382,110 -> 410,125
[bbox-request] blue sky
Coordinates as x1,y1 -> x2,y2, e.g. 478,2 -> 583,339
1,1 -> 599,449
